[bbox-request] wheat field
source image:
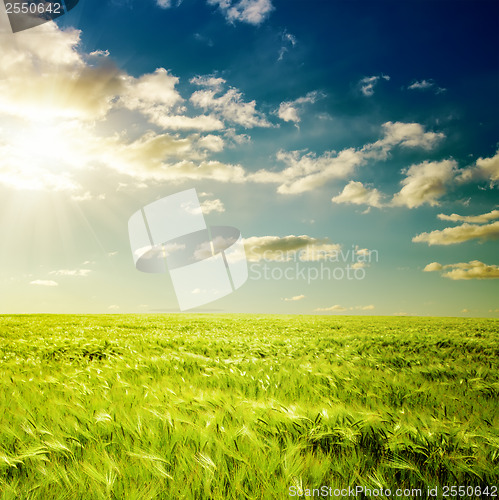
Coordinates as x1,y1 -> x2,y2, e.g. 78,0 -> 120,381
0,314 -> 497,498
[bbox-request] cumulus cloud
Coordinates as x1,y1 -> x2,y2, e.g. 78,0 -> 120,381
49,269 -> 92,277
423,260 -> 499,280
0,114 -> 244,191
332,181 -> 384,207
147,114 -> 224,132
200,199 -> 225,214
190,84 -> 271,128
407,79 -> 446,94
437,209 -> 499,224
0,23 -> 454,203
191,76 -> 226,91
119,68 -> 182,113
351,262 -> 367,269
408,80 -> 433,90
156,0 -> 183,7
277,91 -> 322,124
365,122 -> 444,158
284,295 -> 305,302
0,23 -> 124,121
356,248 -> 371,257
244,235 -> 341,262
423,262 -> 443,272
458,150 -> 499,186
358,75 -> 390,97
30,280 -> 58,287
315,305 -> 347,312
359,304 -> 375,310
120,69 -> 226,132
413,221 -> 499,245
0,22 -> 258,193
251,121 -> 444,195
198,134 -> 225,152
250,148 -> 366,194
392,159 -> 457,208
208,0 -> 273,25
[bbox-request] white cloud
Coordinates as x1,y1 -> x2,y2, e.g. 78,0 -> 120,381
351,262 -> 367,269
437,209 -> 499,224
365,122 -> 444,158
71,191 -> 106,202
277,91 -> 321,124
251,148 -> 365,194
356,248 -> 371,257
49,269 -> 92,277
408,80 -> 433,90
392,159 -> 457,208
278,31 -> 297,61
190,85 -> 271,128
120,69 -> 226,132
315,305 -> 347,312
200,199 -> 225,214
284,295 -> 305,302
413,221 -> 499,245
423,262 -> 443,272
146,114 -> 225,132
407,79 -> 446,94
208,0 -> 274,25
250,121 -> 444,195
0,22 -> 250,193
458,150 -> 499,186
30,280 -> 58,287
191,75 -> 226,91
0,23 -> 123,122
332,181 -> 384,208
120,68 -> 182,112
358,75 -> 390,97
88,50 -> 110,58
244,235 -> 341,262
198,134 -> 225,152
0,24 -> 453,202
423,260 -> 499,280
359,304 -> 375,310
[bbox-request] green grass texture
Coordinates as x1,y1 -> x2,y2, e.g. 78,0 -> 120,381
0,314 -> 497,498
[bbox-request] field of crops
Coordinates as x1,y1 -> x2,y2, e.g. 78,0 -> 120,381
0,314 -> 497,499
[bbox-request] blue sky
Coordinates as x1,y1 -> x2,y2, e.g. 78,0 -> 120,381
0,0 -> 497,315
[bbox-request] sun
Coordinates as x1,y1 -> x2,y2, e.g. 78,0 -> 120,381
0,114 -> 97,192
21,120 -> 80,165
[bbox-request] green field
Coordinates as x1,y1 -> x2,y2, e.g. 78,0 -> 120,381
0,314 -> 497,499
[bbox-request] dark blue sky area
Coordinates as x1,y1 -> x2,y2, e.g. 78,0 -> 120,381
61,0 -> 498,158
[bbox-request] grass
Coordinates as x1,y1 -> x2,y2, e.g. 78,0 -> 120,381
0,314 -> 497,498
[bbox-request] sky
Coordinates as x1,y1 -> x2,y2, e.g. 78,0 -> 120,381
0,0 -> 497,316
